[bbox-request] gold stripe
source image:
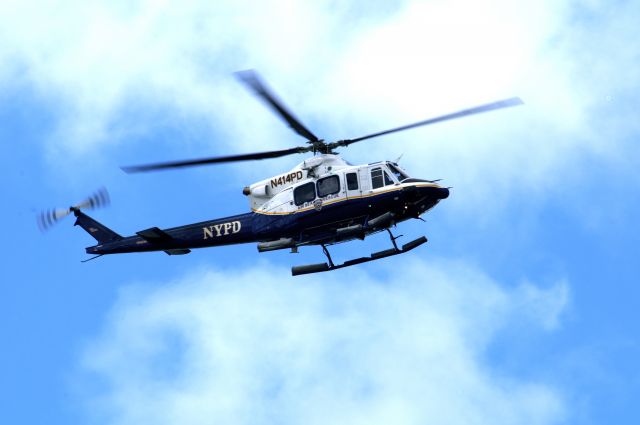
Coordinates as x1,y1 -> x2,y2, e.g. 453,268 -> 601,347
252,183 -> 440,216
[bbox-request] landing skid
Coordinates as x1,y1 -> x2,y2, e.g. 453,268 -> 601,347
291,229 -> 427,276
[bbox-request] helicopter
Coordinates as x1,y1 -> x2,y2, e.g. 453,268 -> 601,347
38,70 -> 523,275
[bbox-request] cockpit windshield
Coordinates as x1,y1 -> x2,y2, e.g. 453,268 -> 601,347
387,163 -> 409,181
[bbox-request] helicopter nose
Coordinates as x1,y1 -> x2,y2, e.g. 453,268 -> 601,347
436,187 -> 449,199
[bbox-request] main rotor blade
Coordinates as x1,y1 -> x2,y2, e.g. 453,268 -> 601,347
121,146 -> 312,173
235,70 -> 321,144
332,97 -> 524,148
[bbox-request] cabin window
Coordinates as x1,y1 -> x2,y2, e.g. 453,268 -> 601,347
294,182 -> 316,205
317,175 -> 340,197
346,172 -> 359,190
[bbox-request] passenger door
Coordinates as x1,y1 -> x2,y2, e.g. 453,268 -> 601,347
344,171 -> 362,199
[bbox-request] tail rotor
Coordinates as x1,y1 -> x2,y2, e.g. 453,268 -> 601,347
37,187 -> 110,231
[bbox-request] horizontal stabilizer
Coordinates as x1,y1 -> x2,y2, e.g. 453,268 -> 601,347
164,249 -> 191,255
136,227 -> 189,255
136,227 -> 173,243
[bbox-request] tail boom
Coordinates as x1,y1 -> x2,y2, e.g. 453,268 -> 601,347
83,212 -> 257,256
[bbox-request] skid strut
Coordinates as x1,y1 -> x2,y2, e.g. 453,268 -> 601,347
322,244 -> 335,268
291,230 -> 428,276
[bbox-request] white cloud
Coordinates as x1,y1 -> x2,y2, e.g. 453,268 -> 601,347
513,280 -> 570,331
79,259 -> 567,425
0,0 -> 370,160
3,0 -> 638,223
2,0 -> 638,191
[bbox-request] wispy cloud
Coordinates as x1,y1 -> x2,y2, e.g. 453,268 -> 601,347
79,259 -> 567,424
3,1 -> 637,180
2,1 -> 637,203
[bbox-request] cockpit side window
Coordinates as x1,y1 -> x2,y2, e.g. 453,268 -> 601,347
388,163 -> 409,181
371,167 -> 383,189
384,170 -> 394,185
293,181 -> 316,206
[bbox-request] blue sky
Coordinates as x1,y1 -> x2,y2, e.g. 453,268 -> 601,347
1,1 -> 639,424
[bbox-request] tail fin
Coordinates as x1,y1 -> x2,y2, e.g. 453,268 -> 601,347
72,209 -> 122,244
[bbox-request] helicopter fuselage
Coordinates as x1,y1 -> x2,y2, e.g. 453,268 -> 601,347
82,155 -> 449,256
42,70 -> 521,274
